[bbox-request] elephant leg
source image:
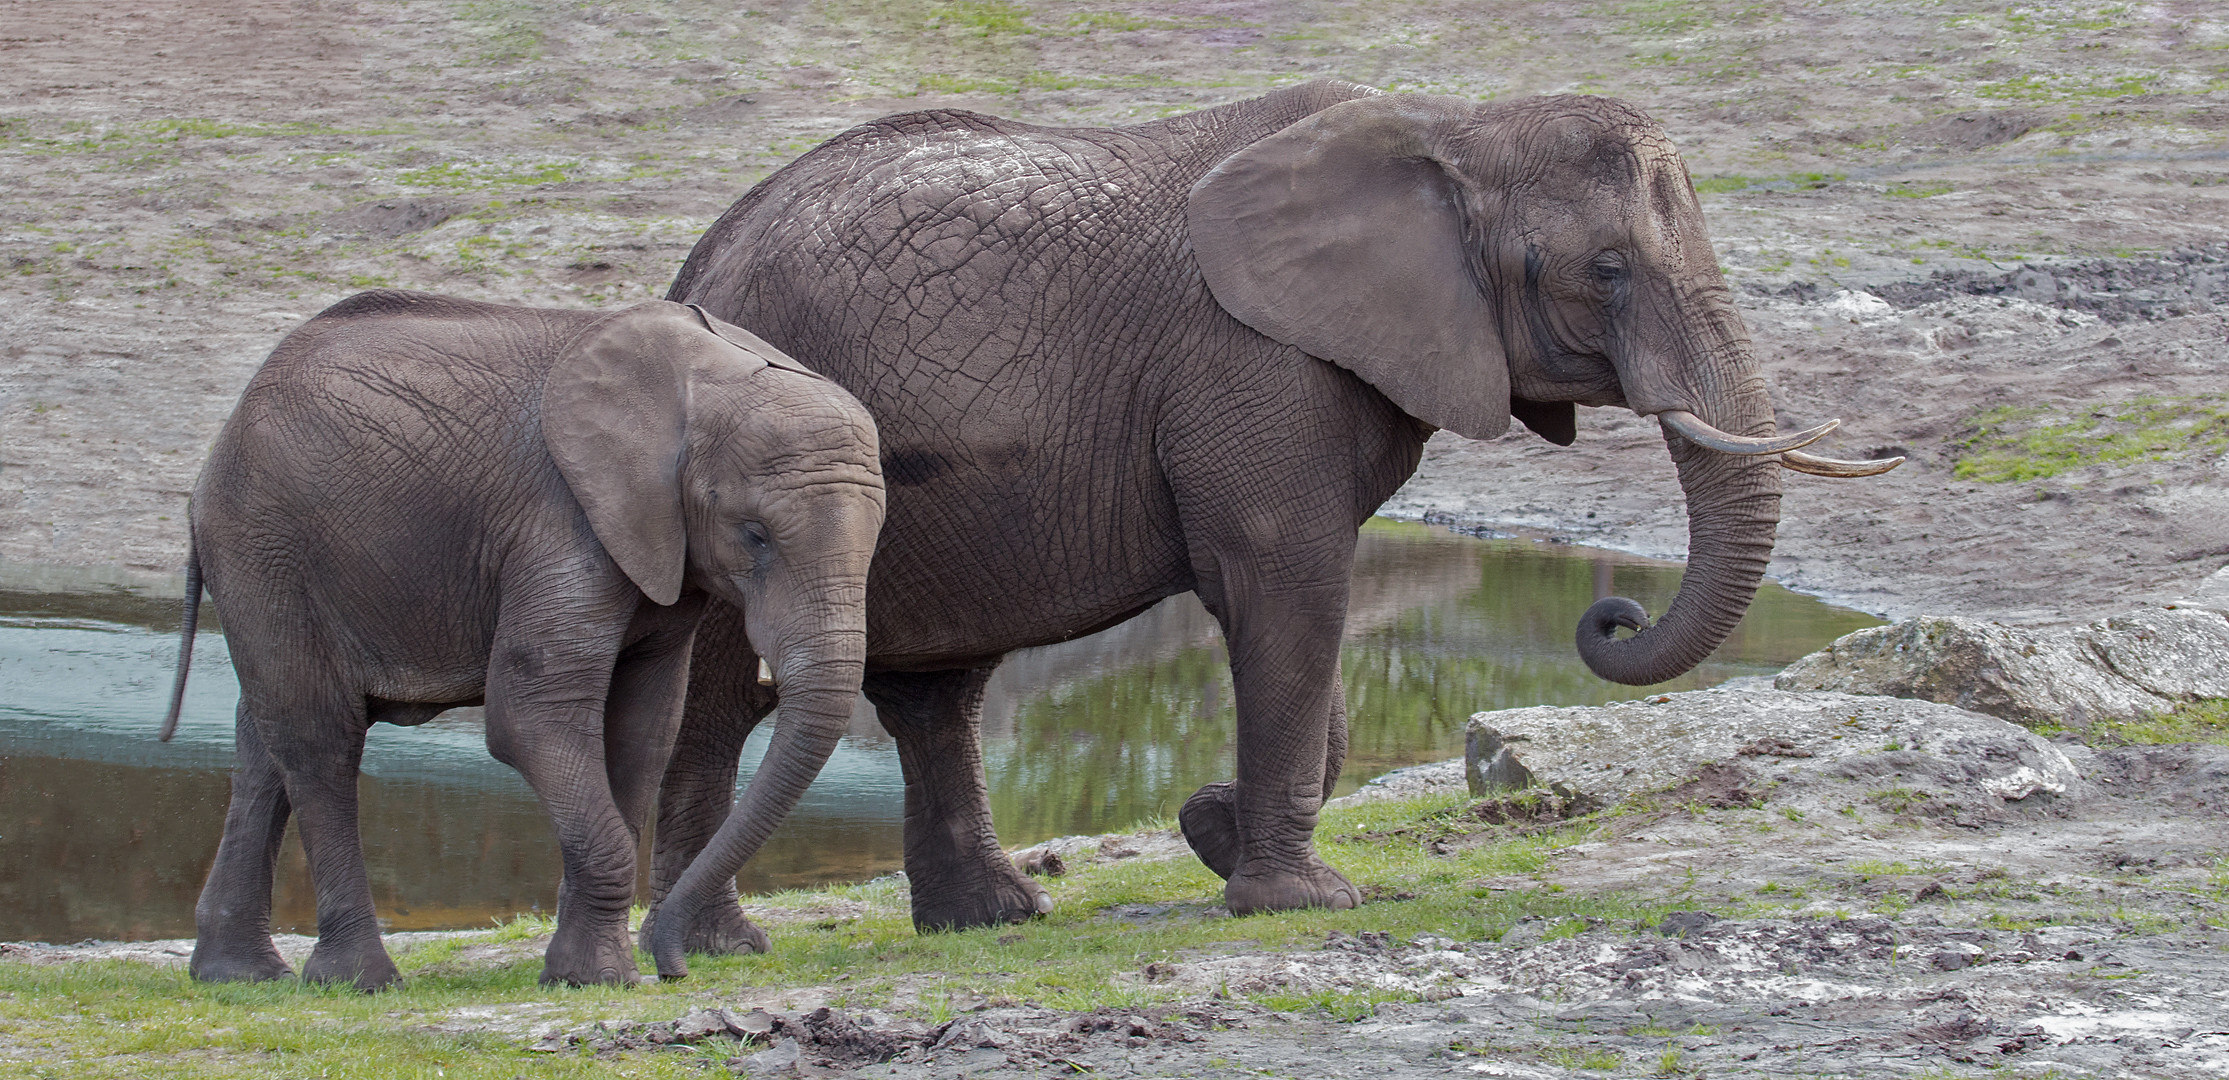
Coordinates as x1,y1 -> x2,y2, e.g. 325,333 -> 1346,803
643,606 -> 776,956
865,667 -> 1051,933
1174,482 -> 1362,914
602,599 -> 703,852
1181,670 -> 1348,882
252,691 -> 396,990
190,707 -> 294,983
486,622 -> 640,987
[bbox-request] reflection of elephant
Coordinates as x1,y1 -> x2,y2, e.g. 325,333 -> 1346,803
161,292 -> 884,989
649,82 -> 1899,950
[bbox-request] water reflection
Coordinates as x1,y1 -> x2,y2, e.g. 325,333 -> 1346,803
0,521 -> 1877,941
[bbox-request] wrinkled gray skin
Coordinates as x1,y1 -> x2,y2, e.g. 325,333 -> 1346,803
169,291 -> 884,989
651,83 -> 1810,947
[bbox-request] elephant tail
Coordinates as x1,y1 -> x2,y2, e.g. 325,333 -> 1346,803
158,543 -> 202,743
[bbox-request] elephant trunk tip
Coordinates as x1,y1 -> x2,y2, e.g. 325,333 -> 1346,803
647,911 -> 691,982
1574,596 -> 1668,686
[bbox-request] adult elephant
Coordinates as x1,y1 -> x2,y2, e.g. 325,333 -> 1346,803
644,81 -> 1898,955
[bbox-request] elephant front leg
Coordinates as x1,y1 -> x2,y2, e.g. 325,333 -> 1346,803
643,608 -> 777,957
866,668 -> 1052,933
1178,510 -> 1362,915
1181,670 -> 1348,882
487,628 -> 643,987
190,709 -> 295,983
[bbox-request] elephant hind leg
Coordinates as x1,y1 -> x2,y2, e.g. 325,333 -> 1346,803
866,667 -> 1051,933
190,709 -> 295,983
248,687 -> 398,991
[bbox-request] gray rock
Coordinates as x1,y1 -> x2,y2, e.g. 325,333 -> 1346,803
1465,725 -> 1536,796
2179,565 -> 2229,613
1774,605 -> 2229,729
740,1035 -> 801,1074
1460,688 -> 2082,815
1325,758 -> 1466,807
672,1007 -> 745,1042
933,1018 -> 1009,1050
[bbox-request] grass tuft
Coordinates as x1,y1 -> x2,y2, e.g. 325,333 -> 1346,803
1953,397 -> 2229,483
2091,698 -> 2229,746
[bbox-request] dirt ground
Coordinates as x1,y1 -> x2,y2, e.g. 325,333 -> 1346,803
5,1 -> 2229,624
7,3 -> 2229,1077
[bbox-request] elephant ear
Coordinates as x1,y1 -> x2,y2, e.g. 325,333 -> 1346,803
542,302 -> 769,605
1188,94 -> 1511,441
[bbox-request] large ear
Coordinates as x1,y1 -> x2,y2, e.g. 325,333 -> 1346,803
542,302 -> 768,605
1188,94 -> 1511,440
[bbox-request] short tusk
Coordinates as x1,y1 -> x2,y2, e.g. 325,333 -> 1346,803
757,657 -> 776,686
1658,410 -> 1838,455
1779,448 -> 1905,478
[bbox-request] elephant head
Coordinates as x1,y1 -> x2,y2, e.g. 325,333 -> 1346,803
1188,93 -> 1899,687
542,301 -> 885,976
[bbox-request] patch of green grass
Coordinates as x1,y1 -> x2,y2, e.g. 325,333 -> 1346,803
1615,0 -> 1705,35
395,160 -> 577,189
1252,986 -> 1421,1021
917,69 -> 1186,95
1848,860 -> 1932,877
1977,74 -> 2153,102
457,1 -> 546,64
929,1 -> 1033,36
2002,5 -> 2134,37
1869,787 -> 1930,815
1691,171 -> 1844,195
2090,698 -> 2229,746
1545,1046 -> 1626,1070
1953,397 -> 2229,483
1883,180 -> 1955,199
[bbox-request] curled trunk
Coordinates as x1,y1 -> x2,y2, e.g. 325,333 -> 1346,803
1577,424 -> 1782,686
645,661 -> 860,979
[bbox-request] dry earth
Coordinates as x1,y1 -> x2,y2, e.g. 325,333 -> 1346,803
7,3 -> 2229,1077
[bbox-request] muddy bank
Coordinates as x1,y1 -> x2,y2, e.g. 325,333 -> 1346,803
9,2 -> 2229,627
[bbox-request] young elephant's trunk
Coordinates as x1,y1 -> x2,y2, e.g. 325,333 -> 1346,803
646,642 -> 862,979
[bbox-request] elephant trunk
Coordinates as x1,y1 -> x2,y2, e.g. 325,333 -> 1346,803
1577,289 -> 1784,686
646,633 -> 862,979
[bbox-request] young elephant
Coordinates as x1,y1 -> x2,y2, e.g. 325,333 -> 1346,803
160,291 -> 884,989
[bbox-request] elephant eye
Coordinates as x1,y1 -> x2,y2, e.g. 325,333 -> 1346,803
741,522 -> 771,552
1589,254 -> 1627,283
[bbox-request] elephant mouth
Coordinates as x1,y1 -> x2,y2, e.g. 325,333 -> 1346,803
1654,409 -> 1905,478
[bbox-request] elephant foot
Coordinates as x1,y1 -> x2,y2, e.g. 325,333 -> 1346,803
638,899 -> 769,961
1223,856 -> 1360,917
909,859 -> 1054,933
188,938 -> 291,984
1178,780 -> 1241,880
301,936 -> 400,992
541,918 -> 641,987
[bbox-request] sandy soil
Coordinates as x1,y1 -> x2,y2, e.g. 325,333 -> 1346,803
6,1 -> 2229,625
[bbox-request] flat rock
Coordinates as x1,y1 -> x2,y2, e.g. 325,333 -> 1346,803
1461,688 -> 2084,821
1775,605 -> 2229,729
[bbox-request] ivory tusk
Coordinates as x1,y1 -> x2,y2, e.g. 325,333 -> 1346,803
1779,448 -> 1906,478
757,657 -> 776,686
1658,410 -> 1838,455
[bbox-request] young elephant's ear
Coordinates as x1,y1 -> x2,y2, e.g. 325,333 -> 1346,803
1188,94 -> 1510,440
543,302 -> 768,605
